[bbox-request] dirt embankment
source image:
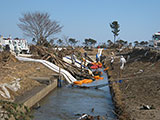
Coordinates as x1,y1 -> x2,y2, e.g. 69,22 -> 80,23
104,48 -> 160,120
0,51 -> 57,101
0,47 -> 95,101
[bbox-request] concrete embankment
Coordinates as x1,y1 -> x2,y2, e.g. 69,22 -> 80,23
15,76 -> 58,109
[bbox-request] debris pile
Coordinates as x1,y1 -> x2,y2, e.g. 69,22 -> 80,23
30,45 -> 93,80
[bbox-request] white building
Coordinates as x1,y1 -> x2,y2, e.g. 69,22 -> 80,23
0,36 -> 29,54
149,32 -> 160,48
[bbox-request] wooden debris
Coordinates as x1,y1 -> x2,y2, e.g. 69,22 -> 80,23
30,45 -> 93,80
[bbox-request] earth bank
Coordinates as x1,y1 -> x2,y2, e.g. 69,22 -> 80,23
103,48 -> 160,120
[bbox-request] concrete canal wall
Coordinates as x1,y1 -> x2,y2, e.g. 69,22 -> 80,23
24,79 -> 57,108
15,77 -> 58,109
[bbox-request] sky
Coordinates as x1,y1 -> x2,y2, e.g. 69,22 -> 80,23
0,0 -> 160,45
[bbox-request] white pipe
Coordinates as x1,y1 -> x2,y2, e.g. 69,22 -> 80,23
63,56 -> 92,68
16,57 -> 77,84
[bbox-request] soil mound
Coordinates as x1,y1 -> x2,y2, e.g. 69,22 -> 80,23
127,48 -> 160,63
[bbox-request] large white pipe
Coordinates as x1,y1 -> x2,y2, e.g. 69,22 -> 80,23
63,56 -> 92,68
16,57 -> 77,84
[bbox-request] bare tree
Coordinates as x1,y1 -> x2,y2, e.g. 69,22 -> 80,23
18,12 -> 63,45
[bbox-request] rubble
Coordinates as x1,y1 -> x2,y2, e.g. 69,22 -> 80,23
77,113 -> 105,120
140,105 -> 155,110
30,45 -> 94,80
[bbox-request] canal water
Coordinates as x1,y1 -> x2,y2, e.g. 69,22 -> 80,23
32,69 -> 116,120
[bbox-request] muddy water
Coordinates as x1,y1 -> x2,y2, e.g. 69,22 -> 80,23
33,69 -> 116,120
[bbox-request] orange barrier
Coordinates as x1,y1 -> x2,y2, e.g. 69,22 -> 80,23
74,81 -> 83,85
82,79 -> 93,84
73,79 -> 93,85
104,67 -> 109,71
99,77 -> 104,80
91,62 -> 97,65
93,75 -> 104,80
93,75 -> 100,79
98,62 -> 102,66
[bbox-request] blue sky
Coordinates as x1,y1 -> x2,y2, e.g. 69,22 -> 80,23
0,0 -> 160,44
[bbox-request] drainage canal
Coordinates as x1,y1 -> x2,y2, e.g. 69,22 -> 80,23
32,69 -> 116,120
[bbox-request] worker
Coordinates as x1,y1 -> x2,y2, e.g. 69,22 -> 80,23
96,53 -> 99,63
120,55 -> 126,70
110,56 -> 114,70
127,55 -> 130,61
84,52 -> 87,58
119,55 -> 126,78
84,52 -> 87,67
71,52 -> 76,64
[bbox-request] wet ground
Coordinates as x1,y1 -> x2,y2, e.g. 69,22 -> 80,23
32,69 -> 116,120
